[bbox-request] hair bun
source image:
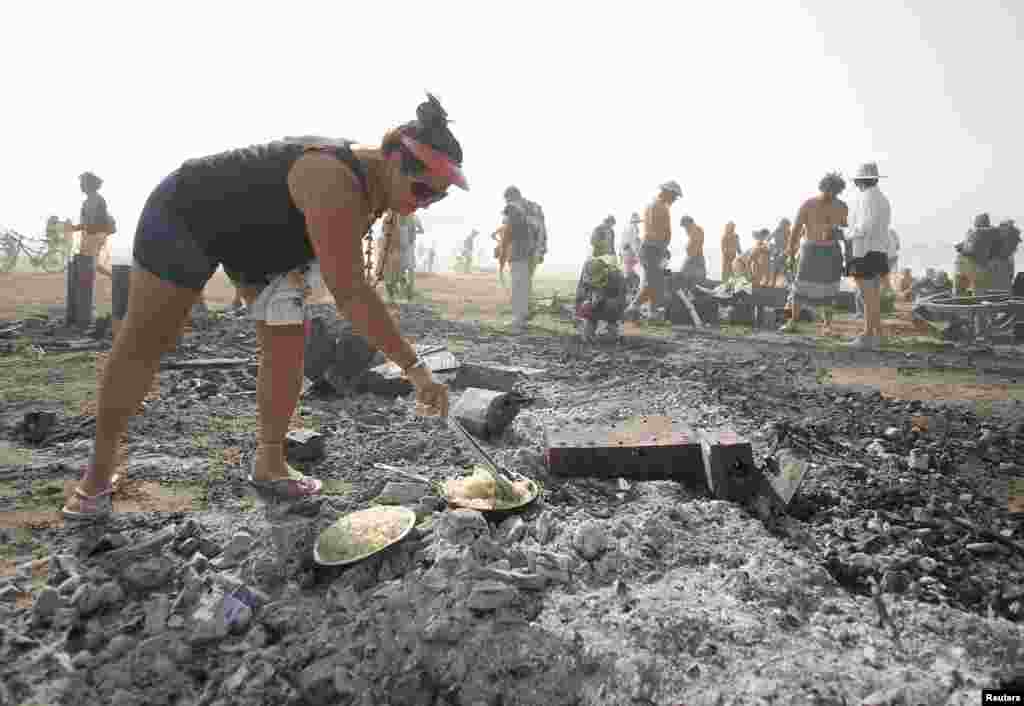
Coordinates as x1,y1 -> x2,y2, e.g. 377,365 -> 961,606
416,92 -> 450,129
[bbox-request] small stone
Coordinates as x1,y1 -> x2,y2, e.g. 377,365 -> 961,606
966,542 -> 1003,556
285,429 -> 326,462
0,585 -> 21,603
168,615 -> 185,629
883,427 -> 901,441
573,522 -> 607,561
106,634 -> 137,659
185,552 -> 209,573
532,512 -> 555,545
223,531 -> 254,561
145,594 -> 171,634
439,509 -> 490,546
499,516 -> 527,543
467,580 -> 517,612
959,493 -> 974,503
71,583 -> 103,617
32,586 -> 61,621
175,537 -> 200,556
866,440 -> 887,456
175,519 -> 200,542
58,574 -> 83,596
299,655 -> 339,702
121,556 -> 175,592
110,689 -> 139,706
97,580 -> 124,607
534,552 -> 572,584
189,590 -> 229,644
375,481 -> 431,506
71,650 -> 94,670
197,538 -> 222,558
916,557 -> 939,573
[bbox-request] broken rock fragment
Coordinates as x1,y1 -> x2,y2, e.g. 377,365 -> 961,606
374,481 -> 432,506
573,522 -> 608,561
451,387 -> 522,440
121,556 -> 175,592
286,429 -> 326,462
467,580 -> 517,612
438,509 -> 490,546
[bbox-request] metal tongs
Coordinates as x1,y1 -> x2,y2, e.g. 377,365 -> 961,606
446,417 -> 529,488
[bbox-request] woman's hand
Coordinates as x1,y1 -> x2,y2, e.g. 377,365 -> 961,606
406,364 -> 449,417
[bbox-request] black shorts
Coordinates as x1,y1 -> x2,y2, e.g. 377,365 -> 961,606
132,171 -> 265,291
846,250 -> 890,279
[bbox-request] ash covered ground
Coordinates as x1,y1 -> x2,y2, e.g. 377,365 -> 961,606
2,303 -> 1024,706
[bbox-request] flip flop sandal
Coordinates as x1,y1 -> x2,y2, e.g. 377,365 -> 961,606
246,462 -> 323,500
61,486 -> 114,522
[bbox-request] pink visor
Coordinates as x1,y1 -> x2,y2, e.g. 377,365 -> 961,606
400,135 -> 469,191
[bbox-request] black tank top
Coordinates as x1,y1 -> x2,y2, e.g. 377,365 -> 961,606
171,139 -> 369,282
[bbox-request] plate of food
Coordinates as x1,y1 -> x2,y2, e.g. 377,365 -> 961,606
313,505 -> 417,567
442,465 -> 541,512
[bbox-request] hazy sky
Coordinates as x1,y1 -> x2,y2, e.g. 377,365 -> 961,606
4,0 -> 1021,277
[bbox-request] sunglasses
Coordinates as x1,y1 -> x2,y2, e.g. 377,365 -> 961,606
410,180 -> 448,207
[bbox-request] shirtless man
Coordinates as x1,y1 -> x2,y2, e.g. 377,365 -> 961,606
781,172 -> 848,332
720,221 -> 741,280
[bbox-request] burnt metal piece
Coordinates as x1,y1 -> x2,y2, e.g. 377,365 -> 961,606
700,430 -> 783,510
545,416 -> 706,490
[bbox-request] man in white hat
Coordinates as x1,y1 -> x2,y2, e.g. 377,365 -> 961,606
625,180 -> 683,319
845,162 -> 892,348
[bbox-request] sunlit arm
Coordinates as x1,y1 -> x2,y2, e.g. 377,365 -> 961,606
289,153 -> 418,371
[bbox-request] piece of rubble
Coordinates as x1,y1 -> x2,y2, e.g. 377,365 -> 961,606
119,556 -> 174,592
0,585 -> 20,603
211,531 -> 254,570
532,512 -> 556,545
473,567 -> 547,591
467,580 -> 517,612
285,429 -> 326,462
374,481 -> 432,506
499,516 -> 527,543
145,594 -> 171,635
99,524 -> 179,567
171,568 -> 204,615
451,387 -> 523,440
185,552 -> 209,574
573,522 -> 607,561
22,410 -> 58,443
58,575 -> 82,596
70,583 -> 104,617
189,588 -> 230,644
438,509 -> 490,546
32,586 -> 61,622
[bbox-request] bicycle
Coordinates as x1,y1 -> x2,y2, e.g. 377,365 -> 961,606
1,226 -> 73,273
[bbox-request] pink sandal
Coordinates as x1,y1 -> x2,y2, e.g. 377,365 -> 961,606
246,462 -> 322,500
61,486 -> 114,522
